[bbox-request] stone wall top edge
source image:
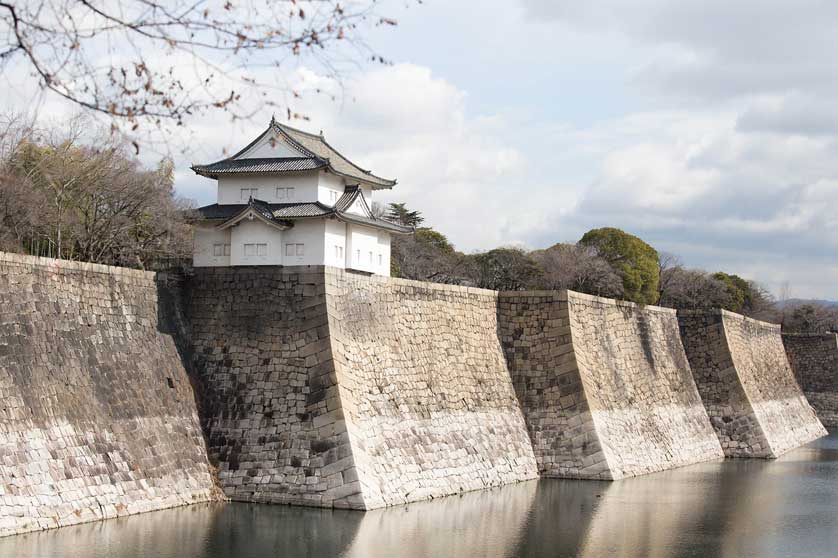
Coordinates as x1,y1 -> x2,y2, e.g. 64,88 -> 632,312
497,289 -> 567,301
327,267 -> 499,297
719,308 -> 782,330
0,250 -> 156,280
676,308 -> 725,318
564,289 -> 678,314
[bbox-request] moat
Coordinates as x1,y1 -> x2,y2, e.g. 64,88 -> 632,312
5,431 -> 837,558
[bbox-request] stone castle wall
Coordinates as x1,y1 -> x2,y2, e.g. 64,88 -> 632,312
783,333 -> 838,427
186,267 -> 537,510
325,269 -> 538,508
2,255 -> 832,534
679,310 -> 826,457
498,290 -> 723,480
185,267 -> 364,509
0,253 -> 215,538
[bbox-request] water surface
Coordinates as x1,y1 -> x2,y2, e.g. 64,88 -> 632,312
4,432 -> 838,558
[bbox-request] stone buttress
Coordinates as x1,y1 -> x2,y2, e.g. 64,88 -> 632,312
186,267 -> 537,510
498,290 -> 723,480
678,310 -> 826,457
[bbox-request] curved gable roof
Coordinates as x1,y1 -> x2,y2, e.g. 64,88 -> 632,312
191,118 -> 397,189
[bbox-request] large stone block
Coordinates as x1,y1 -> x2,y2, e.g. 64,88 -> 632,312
498,290 -> 723,480
679,310 -> 826,457
782,333 -> 838,427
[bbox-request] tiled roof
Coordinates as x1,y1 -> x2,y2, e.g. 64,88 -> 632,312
277,124 -> 396,188
196,201 -> 331,220
191,120 -> 397,188
337,212 -> 414,233
191,157 -> 326,178
272,203 -> 333,218
194,186 -> 412,234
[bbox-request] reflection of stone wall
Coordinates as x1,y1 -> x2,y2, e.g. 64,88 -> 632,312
0,253 -> 215,538
344,481 -> 538,558
783,333 -> 838,427
679,310 -> 826,457
499,290 -> 722,480
325,269 -> 538,508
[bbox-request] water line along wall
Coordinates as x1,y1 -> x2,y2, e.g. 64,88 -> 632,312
679,310 -> 826,457
0,253 -> 215,538
498,290 -> 723,480
783,333 -> 838,427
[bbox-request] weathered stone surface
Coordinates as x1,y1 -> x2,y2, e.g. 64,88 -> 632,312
188,266 -> 538,510
325,269 -> 538,508
679,310 -> 826,457
783,333 -> 838,427
0,253 -> 215,538
185,266 -> 363,509
499,290 -> 723,480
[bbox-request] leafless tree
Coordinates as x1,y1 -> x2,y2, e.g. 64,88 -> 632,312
531,243 -> 623,298
656,267 -> 731,310
1,113 -> 194,268
0,1 -> 413,146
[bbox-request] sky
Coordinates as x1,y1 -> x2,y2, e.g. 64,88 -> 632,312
4,0 -> 838,300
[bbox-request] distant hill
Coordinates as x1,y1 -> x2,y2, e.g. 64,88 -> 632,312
776,298 -> 838,309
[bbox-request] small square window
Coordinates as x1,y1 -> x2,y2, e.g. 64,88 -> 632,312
287,187 -> 295,199
257,243 -> 267,256
296,244 -> 305,256
276,187 -> 285,199
224,244 -> 231,256
285,244 -> 295,257
244,243 -> 256,256
212,243 -> 223,257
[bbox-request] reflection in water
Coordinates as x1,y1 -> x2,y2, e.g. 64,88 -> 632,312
2,433 -> 837,558
345,480 -> 537,557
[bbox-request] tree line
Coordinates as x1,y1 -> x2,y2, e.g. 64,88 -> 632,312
384,204 -> 838,333
0,116 -> 833,333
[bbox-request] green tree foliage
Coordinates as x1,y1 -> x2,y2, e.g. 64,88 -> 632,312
579,227 -> 659,304
712,272 -> 749,313
467,247 -> 543,291
386,203 -> 424,227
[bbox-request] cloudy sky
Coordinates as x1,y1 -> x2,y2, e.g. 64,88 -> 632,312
5,1 -> 838,299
